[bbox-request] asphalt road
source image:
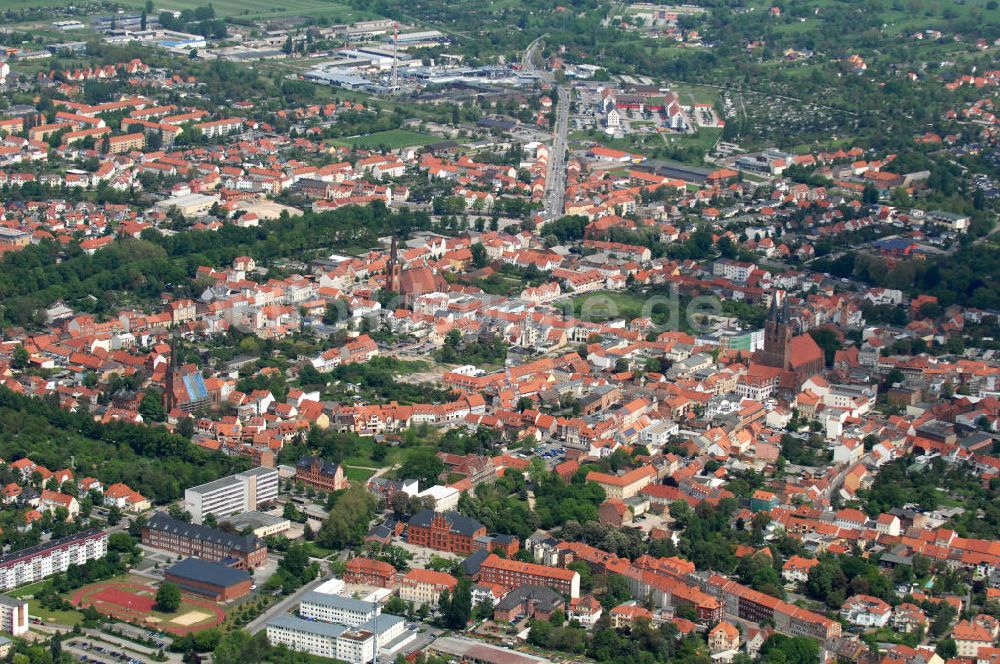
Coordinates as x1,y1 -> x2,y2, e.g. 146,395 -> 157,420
245,576 -> 327,635
543,85 -> 570,219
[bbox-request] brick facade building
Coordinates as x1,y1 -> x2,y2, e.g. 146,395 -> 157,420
296,456 -> 348,493
406,510 -> 486,555
343,557 -> 396,588
477,554 -> 580,598
141,513 -> 267,569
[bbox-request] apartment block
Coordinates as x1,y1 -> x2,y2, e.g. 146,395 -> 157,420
184,466 -> 279,524
0,595 -> 29,636
0,530 -> 107,591
477,554 -> 580,598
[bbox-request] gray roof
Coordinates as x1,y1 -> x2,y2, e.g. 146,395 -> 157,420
222,511 -> 288,530
495,584 -> 564,612
0,594 -> 25,609
166,557 -> 252,588
300,591 -> 378,614
268,613 -> 350,639
461,548 -> 491,576
408,509 -> 483,537
186,474 -> 241,495
297,455 -> 341,475
146,513 -> 262,554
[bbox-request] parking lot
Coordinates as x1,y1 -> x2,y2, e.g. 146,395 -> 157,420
66,640 -> 148,664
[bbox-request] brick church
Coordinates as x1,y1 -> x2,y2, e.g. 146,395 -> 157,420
750,293 -> 824,392
385,235 -> 448,306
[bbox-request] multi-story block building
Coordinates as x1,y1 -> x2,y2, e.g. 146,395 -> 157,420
585,466 -> 655,500
184,466 -> 279,524
0,595 -> 29,636
704,575 -> 841,642
299,592 -> 379,626
267,614 -> 375,664
399,569 -> 457,607
0,530 -> 107,591
477,554 -> 580,598
107,132 -> 145,154
141,513 -> 267,568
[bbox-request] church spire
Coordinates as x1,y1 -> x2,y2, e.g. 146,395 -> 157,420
163,333 -> 178,414
386,234 -> 401,293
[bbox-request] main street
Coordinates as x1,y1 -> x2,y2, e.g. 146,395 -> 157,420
543,85 -> 570,219
245,576 -> 327,635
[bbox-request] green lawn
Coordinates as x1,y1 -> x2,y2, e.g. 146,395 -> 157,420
672,83 -> 721,106
330,130 -> 437,150
343,466 -> 376,482
669,127 -> 723,155
8,581 -> 47,598
116,0 -> 375,21
340,438 -> 396,468
29,601 -> 83,626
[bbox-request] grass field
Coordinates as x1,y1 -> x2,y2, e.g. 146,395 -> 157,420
343,465 -> 376,482
30,601 -> 84,626
0,0 -> 377,22
117,0 -> 376,21
330,129 -> 436,149
8,580 -> 47,598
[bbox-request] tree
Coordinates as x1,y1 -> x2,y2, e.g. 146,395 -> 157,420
936,638 -> 957,660
669,500 -> 691,529
862,183 -> 880,205
106,505 -> 122,526
155,582 -> 181,612
808,327 -> 841,366
760,635 -> 819,664
11,345 -> 29,370
399,448 -> 444,488
470,243 -> 488,268
139,390 -> 166,422
318,485 -> 376,549
443,577 -> 472,629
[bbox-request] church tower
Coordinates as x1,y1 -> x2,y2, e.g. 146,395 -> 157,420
385,235 -> 401,293
757,292 -> 794,370
163,335 -> 179,414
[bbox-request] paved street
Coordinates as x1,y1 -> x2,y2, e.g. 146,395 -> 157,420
543,85 -> 570,219
245,576 -> 327,635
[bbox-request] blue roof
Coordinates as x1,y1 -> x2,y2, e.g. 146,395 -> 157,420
183,373 -> 208,401
872,238 -> 916,250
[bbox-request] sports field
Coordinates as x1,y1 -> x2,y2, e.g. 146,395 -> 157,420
330,129 -> 437,149
72,580 -> 226,635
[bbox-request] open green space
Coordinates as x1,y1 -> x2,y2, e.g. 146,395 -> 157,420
329,129 -> 437,149
28,600 -> 84,626
343,466 -> 377,482
8,581 -> 47,598
116,0 -> 376,21
0,0 -> 374,21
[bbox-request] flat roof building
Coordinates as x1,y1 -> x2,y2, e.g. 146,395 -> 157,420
185,466 -> 279,525
164,558 -> 253,601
